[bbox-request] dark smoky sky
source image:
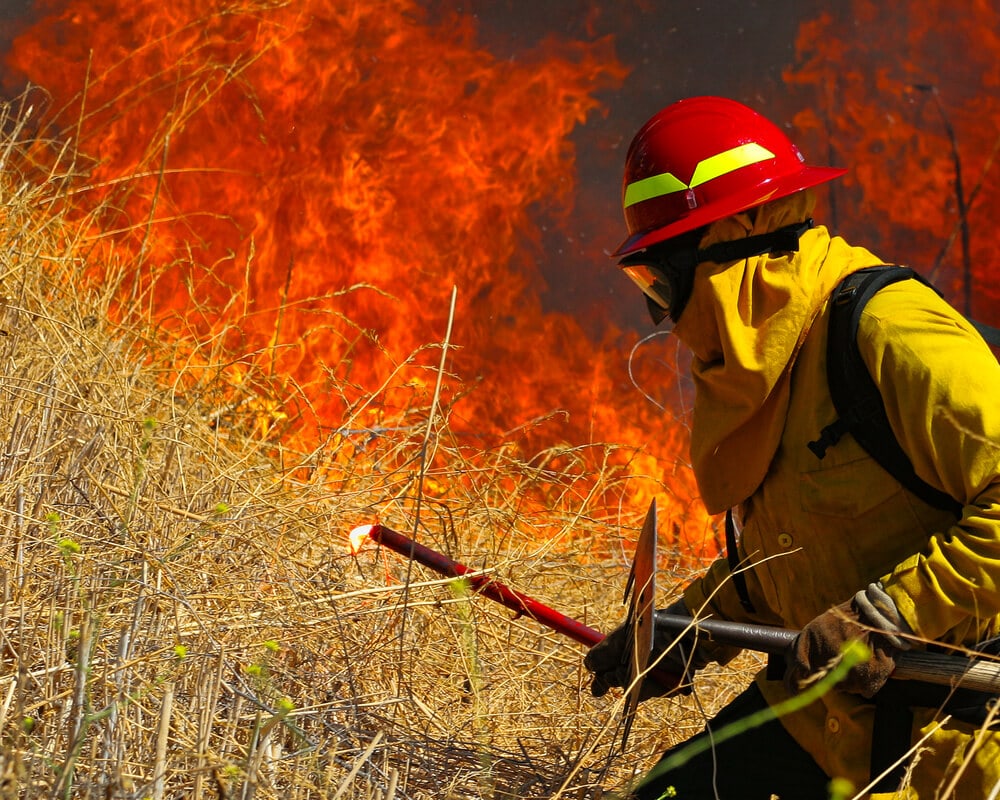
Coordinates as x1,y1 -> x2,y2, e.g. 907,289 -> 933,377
439,0 -> 832,333
0,0 -> 29,49
0,0 -> 834,334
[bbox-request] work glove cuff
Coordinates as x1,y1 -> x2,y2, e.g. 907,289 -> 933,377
784,585 -> 910,699
853,582 -> 913,651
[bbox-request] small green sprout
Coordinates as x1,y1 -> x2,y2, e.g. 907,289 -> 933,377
263,639 -> 280,653
173,645 -> 188,660
839,637 -> 873,666
828,777 -> 855,800
57,537 -> 80,557
138,417 -> 157,457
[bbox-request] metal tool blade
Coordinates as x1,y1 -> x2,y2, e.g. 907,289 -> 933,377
620,497 -> 657,750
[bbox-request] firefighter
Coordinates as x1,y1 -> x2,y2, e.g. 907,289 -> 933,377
584,96 -> 1000,798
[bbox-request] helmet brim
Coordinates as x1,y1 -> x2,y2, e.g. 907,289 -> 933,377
612,165 -> 846,257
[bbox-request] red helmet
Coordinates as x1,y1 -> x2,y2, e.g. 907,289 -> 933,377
614,96 -> 846,256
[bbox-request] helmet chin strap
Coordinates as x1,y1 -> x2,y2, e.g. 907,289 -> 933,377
652,218 -> 814,324
674,219 -> 814,272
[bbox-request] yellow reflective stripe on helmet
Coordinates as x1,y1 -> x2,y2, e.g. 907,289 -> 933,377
623,171 -> 687,207
623,142 -> 776,207
689,142 -> 774,188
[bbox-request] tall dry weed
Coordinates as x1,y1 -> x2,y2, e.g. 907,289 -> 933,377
0,91 -> 743,800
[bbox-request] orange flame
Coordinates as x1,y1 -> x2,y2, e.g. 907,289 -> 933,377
348,524 -> 374,556
784,0 -> 1000,320
3,1 -> 715,554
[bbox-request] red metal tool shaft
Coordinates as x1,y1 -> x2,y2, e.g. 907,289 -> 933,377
366,523 -> 604,647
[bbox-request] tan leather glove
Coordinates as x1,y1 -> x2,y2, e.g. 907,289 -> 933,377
784,582 -> 913,699
584,598 -> 711,702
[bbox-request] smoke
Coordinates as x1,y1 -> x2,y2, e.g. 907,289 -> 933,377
445,0 -> 830,332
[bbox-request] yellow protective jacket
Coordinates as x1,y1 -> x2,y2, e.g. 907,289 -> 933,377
674,196 -> 1000,797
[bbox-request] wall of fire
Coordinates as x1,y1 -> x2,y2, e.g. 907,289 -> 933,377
0,0 -> 993,539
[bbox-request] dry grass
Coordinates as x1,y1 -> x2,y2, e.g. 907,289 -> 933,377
0,95 -> 755,799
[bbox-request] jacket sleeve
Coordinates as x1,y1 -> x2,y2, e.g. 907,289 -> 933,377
679,559 -> 746,665
681,524 -> 791,664
858,281 -> 1000,643
683,557 -> 743,620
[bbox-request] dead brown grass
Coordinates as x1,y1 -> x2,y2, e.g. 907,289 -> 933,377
0,94 -> 758,799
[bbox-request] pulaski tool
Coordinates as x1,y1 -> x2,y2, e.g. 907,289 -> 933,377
349,510 -> 1000,749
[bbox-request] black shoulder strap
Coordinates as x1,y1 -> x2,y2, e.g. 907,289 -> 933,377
971,318 -> 1000,348
808,266 -> 963,516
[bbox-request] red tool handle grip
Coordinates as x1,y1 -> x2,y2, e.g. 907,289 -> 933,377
363,523 -> 683,690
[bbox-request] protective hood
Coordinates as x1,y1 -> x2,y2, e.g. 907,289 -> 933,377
671,190 -> 885,513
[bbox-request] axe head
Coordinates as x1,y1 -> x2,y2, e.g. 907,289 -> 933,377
619,497 -> 657,750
